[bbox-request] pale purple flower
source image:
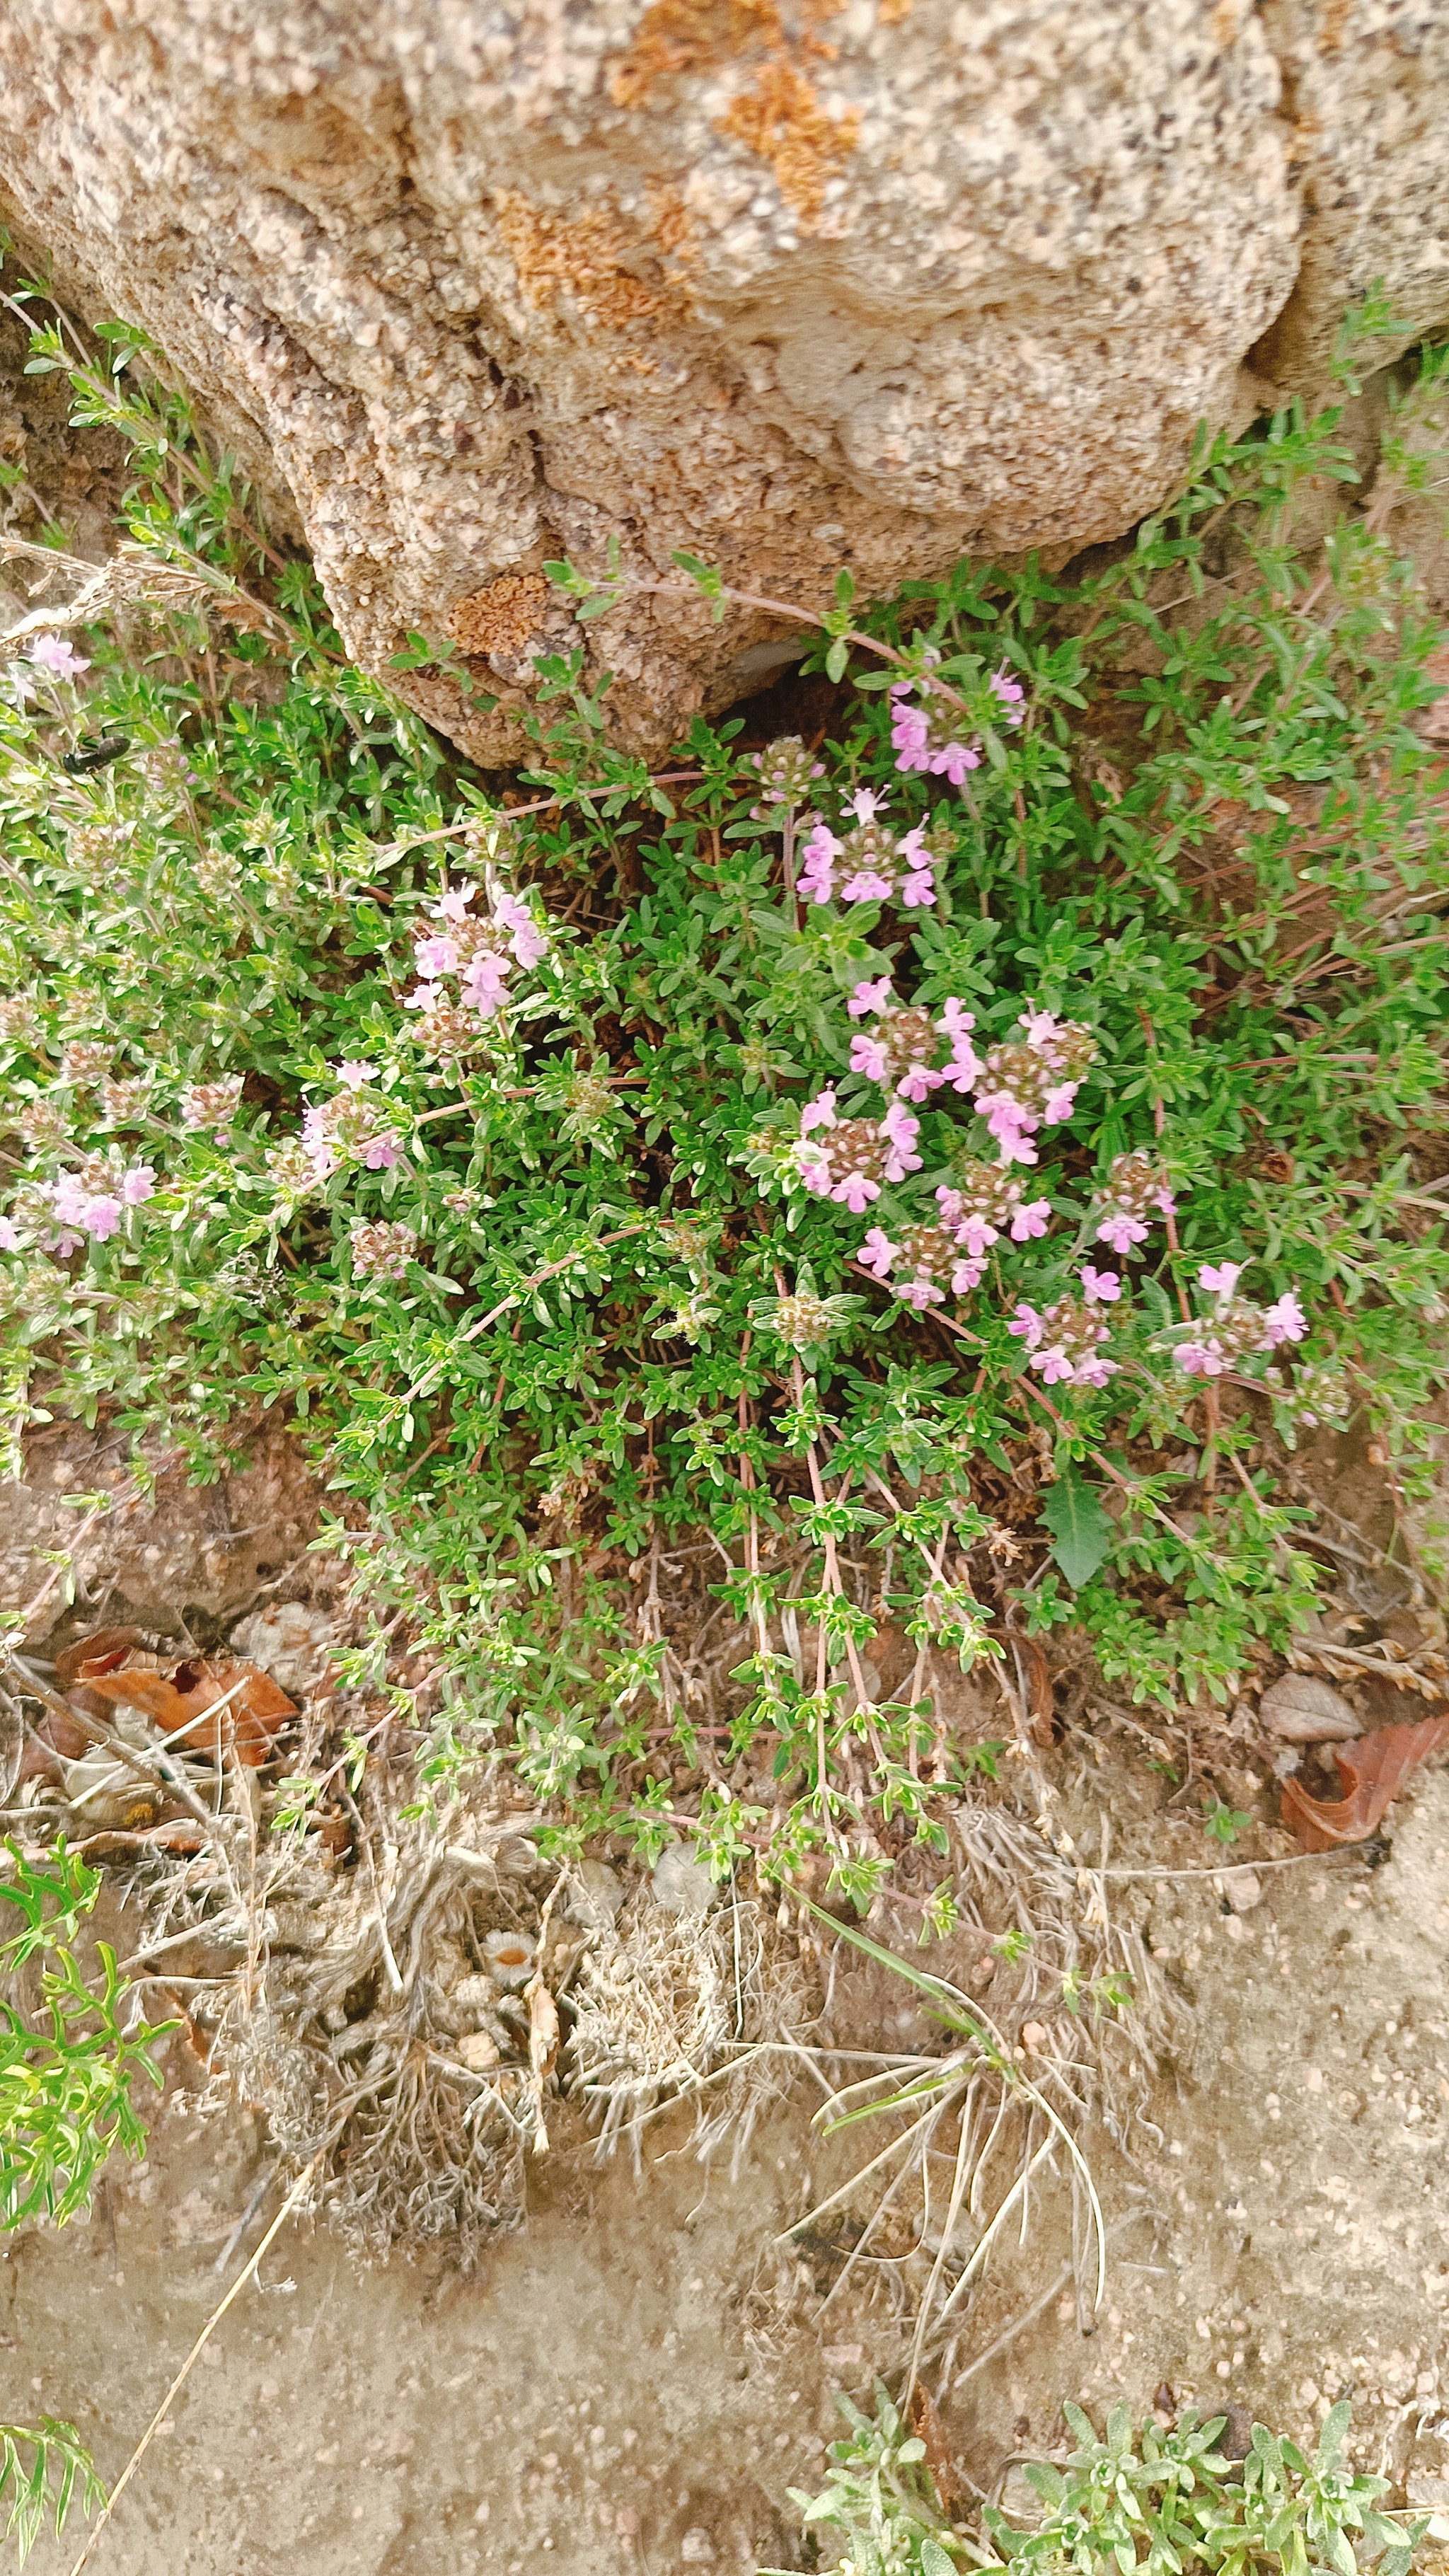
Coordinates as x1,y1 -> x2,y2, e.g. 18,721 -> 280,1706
120,1164 -> 155,1206
83,1194 -> 123,1241
797,820 -> 840,905
1035,1346 -> 1075,1385
848,975 -> 892,1020
1174,1339 -> 1224,1377
405,982 -> 444,1012
461,952 -> 511,1016
950,1256 -> 985,1293
900,871 -> 937,908
1199,1262 -> 1242,1299
879,1100 -> 921,1182
899,1274 -> 943,1310
1080,1264 -> 1121,1305
1020,1006 -> 1063,1051
839,866 -> 895,903
434,882 -> 478,922
896,1061 -> 945,1104
0,1218 -> 16,1252
495,894 -> 546,966
1008,1301 -> 1044,1349
932,739 -> 980,785
989,668 -> 1026,724
980,1097 -> 1039,1164
1071,1352 -> 1116,1389
28,633 -> 90,679
1262,1290 -> 1307,1346
833,1168 -> 880,1213
849,787 -> 888,824
849,1034 -> 890,1082
799,1088 -> 838,1138
860,1227 -> 899,1278
1041,1083 -> 1079,1124
1010,1199 -> 1051,1242
1097,1211 -> 1149,1257
337,1060 -> 377,1089
414,935 -> 459,978
362,1136 -> 400,1171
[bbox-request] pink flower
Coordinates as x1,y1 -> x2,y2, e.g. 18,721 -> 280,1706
989,667 -> 1026,722
28,633 -> 90,679
899,870 -> 937,908
1174,1339 -> 1226,1377
120,1164 -> 155,1206
950,1257 -> 985,1294
849,1034 -> 890,1082
879,1100 -> 921,1182
899,1273 -> 944,1310
405,983 -> 444,1012
980,1097 -> 1039,1162
860,1227 -> 899,1278
1262,1290 -> 1307,1346
362,1136 -> 400,1171
1080,1264 -> 1121,1305
896,1061 -> 945,1104
1020,1006 -> 1063,1051
1035,1346 -> 1075,1385
796,1150 -> 833,1197
414,935 -> 459,978
1041,1082 -> 1079,1124
434,882 -> 478,922
928,739 -> 980,785
848,975 -> 892,1019
83,1194 -> 123,1241
1010,1199 -> 1051,1242
1198,1262 -> 1242,1299
797,820 -> 840,904
889,699 -> 931,770
49,1177 -> 89,1230
1008,1301 -> 1044,1348
461,952 -> 511,1015
337,1061 -> 377,1089
1153,1183 -> 1177,1217
0,1218 -> 16,1252
799,1087 -> 838,1138
1070,1352 -> 1117,1389
839,867 -> 895,903
1097,1211 -> 1148,1256
833,1169 -> 880,1213
495,894 -> 546,966
849,787 -> 888,824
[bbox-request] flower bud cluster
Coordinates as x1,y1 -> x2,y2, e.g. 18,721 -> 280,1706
797,788 -> 949,911
793,1088 -> 922,1213
1091,1149 -> 1177,1257
301,1080 -> 404,1179
58,1041 -> 112,1087
1008,1295 -> 1116,1389
889,666 -> 1024,786
181,1076 -> 245,1132
1171,1265 -> 1306,1377
746,736 -> 825,815
350,1220 -> 419,1280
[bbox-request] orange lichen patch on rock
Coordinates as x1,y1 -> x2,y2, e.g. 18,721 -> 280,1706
877,0 -> 913,18
717,57 -> 860,229
448,572 -> 549,658
493,193 -> 681,330
609,0 -> 778,110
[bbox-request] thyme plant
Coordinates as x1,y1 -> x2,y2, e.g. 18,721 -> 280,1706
1,274 -> 1447,1894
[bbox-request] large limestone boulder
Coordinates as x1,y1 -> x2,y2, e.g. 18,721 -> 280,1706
0,0 -> 1445,760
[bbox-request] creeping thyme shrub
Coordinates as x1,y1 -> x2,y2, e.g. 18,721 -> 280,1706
1,287 -> 1448,1895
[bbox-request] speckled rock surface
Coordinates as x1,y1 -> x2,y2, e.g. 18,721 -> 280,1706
0,0 -> 1445,758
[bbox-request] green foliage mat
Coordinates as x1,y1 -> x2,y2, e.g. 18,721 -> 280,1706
1,282 -> 1448,1894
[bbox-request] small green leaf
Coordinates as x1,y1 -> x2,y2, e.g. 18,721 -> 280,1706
1039,1472 -> 1113,1588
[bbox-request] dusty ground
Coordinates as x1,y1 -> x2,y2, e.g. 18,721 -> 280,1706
2,1752 -> 1445,2576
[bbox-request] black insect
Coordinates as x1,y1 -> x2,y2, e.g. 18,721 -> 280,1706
62,735 -> 130,776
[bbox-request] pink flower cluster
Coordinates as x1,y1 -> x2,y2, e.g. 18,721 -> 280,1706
37,1159 -> 154,1253
845,983 -> 1096,1166
1091,1149 -> 1177,1256
862,1158 -> 1057,1307
405,879 -> 548,1035
27,633 -> 90,681
1173,1264 -> 1306,1377
301,1068 -> 403,1179
1008,1293 -> 1116,1390
793,1089 -> 922,1213
797,790 -> 951,911
889,666 -> 1024,785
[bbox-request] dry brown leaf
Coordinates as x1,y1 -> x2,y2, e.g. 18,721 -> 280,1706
1259,1672 -> 1359,1741
908,2382 -> 962,2509
76,1649 -> 295,1766
1280,1714 -> 1449,1850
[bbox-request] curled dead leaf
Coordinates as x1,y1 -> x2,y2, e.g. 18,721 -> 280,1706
1259,1673 -> 1360,1742
1280,1714 -> 1449,1850
75,1647 -> 296,1766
